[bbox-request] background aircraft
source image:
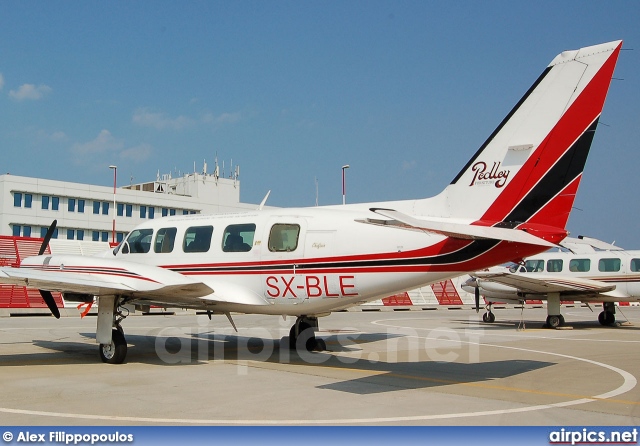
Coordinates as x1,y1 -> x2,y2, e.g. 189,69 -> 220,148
464,236 -> 640,328
0,41 -> 622,363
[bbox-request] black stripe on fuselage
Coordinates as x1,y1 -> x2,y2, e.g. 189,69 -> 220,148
168,239 -> 500,274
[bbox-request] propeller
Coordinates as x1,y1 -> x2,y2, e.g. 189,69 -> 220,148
37,220 -> 60,319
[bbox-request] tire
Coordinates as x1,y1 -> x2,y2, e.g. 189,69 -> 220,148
482,312 -> 495,323
99,328 -> 127,364
547,315 -> 561,328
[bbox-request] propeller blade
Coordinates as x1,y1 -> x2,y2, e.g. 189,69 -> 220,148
39,290 -> 61,319
39,220 -> 57,256
474,285 -> 480,314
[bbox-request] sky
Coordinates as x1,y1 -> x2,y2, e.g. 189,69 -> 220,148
1,1 -> 639,247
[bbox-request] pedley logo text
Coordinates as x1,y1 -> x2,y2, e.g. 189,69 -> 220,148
469,161 -> 510,188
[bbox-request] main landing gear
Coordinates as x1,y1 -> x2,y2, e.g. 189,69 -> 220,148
598,302 -> 616,326
288,316 -> 327,352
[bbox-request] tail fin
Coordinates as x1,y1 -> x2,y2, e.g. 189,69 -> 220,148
428,41 -> 622,233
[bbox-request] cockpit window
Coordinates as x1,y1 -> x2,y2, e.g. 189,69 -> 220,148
154,227 -> 177,253
569,259 -> 590,272
183,226 -> 213,253
524,259 -> 544,272
222,224 -> 255,252
598,258 -> 621,272
268,224 -> 300,252
547,259 -> 563,273
123,228 -> 153,254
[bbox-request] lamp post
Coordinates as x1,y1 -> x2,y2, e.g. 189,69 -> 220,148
109,165 -> 117,244
342,164 -> 350,205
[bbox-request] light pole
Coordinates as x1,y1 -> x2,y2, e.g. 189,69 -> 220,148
342,164 -> 350,205
109,165 -> 117,244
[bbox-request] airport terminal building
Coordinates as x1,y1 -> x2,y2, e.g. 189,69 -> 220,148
0,169 -> 258,244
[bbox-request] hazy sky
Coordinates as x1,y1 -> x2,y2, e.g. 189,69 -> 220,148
1,1 -> 639,247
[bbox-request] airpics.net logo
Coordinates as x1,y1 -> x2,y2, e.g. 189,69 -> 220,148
549,428 -> 638,445
469,161 -> 510,188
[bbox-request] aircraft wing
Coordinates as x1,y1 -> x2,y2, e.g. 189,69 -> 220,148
0,254 -> 270,310
474,270 -> 616,296
367,208 -> 557,247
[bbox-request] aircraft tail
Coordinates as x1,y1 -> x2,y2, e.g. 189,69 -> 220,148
421,41 -> 622,240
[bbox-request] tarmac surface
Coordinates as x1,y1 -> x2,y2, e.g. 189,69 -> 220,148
1,305 -> 639,425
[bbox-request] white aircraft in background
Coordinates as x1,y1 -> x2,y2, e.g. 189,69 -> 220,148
0,41 -> 622,363
463,236 -> 640,328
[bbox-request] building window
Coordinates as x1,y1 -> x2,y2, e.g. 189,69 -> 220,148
77,229 -> 84,240
162,208 -> 168,217
92,231 -> 100,242
101,231 -> 108,242
102,202 -> 109,215
93,201 -> 100,214
117,203 -> 124,216
52,196 -> 59,211
52,228 -> 58,239
126,204 -> 133,217
140,206 -> 147,218
13,192 -> 22,207
183,210 -> 189,215
41,227 -> 49,238
25,194 -> 33,208
170,209 -> 176,216
42,196 -> 50,210
78,199 -> 85,213
12,225 -> 21,236
149,207 -> 155,219
68,198 -> 76,212
67,229 -> 75,240
117,233 -> 124,243
23,226 -> 32,237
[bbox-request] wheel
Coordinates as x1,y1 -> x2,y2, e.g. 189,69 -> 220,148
482,312 -> 495,323
314,338 -> 327,352
288,325 -> 297,349
546,315 -> 561,328
99,328 -> 127,364
598,311 -> 615,326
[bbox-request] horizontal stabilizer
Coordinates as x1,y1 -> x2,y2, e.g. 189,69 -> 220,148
368,208 -> 555,247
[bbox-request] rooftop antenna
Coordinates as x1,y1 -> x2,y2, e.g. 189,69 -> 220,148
315,177 -> 319,206
203,159 -> 207,175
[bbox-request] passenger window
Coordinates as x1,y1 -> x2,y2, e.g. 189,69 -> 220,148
524,259 -> 544,272
569,259 -> 590,272
154,227 -> 177,253
222,224 -> 255,252
547,259 -> 563,273
631,259 -> 640,272
598,258 -> 621,272
123,229 -> 153,254
269,224 -> 300,252
183,226 -> 213,253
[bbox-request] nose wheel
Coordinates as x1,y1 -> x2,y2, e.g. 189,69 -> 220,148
99,327 -> 127,364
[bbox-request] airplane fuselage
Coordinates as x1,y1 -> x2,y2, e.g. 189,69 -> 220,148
106,206 -> 547,316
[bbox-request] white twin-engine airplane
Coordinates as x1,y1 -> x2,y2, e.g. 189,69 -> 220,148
0,41 -> 622,363
463,236 -> 640,328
